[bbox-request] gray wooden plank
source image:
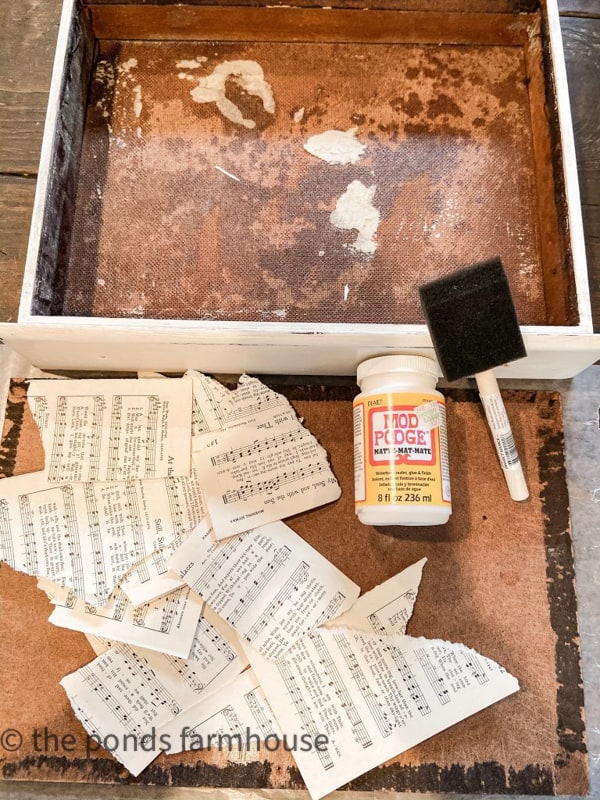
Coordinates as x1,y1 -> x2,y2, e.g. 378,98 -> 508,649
559,1 -> 600,18
560,17 -> 600,330
582,204 -> 600,332
0,176 -> 35,323
0,0 -> 63,174
561,18 -> 600,205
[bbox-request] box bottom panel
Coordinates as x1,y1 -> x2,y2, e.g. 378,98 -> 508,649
61,38 -> 550,324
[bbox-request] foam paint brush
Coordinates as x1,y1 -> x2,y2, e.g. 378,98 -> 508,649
419,257 -> 529,501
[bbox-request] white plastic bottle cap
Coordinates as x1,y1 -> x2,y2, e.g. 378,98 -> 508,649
357,355 -> 441,384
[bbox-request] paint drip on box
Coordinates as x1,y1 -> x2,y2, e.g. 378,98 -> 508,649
353,355 -> 452,526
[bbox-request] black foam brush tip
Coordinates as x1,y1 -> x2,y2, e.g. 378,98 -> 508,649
418,258 -> 527,382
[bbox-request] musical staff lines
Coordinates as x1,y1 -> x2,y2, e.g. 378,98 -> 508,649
190,535 -> 243,597
244,689 -> 277,738
277,659 -> 334,771
385,645 -> 431,716
165,478 -> 191,540
124,482 -> 147,572
80,664 -> 148,737
191,382 -> 227,435
462,651 -> 490,685
415,647 -> 450,706
227,391 -> 289,424
88,396 -> 105,481
0,499 -> 15,566
367,588 -> 417,636
108,395 -> 123,480
48,396 -> 68,482
30,395 -> 48,433
191,616 -> 237,665
163,617 -> 236,694
332,632 -> 393,738
312,634 -> 372,749
118,645 -> 181,715
144,396 -> 159,479
211,428 -> 306,467
223,462 -> 328,504
315,591 -> 346,627
226,546 -> 291,628
245,561 -> 309,643
84,484 -> 108,603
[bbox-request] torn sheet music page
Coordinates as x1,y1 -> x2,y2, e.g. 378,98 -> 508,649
223,375 -> 299,432
168,519 -> 360,659
61,602 -> 248,775
119,548 -> 186,606
183,371 -> 233,442
193,424 -> 341,540
85,634 -> 112,655
158,668 -> 281,760
323,558 -> 426,635
49,585 -> 203,658
27,377 -> 193,482
248,628 -> 519,800
118,466 -> 207,606
0,470 -> 205,606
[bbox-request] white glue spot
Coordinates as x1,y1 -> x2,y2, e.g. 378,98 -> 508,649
176,58 -> 207,69
330,180 -> 380,255
133,84 -> 143,119
97,278 -> 106,287
190,60 -> 275,129
119,58 -> 138,75
293,107 -> 305,123
304,127 -> 365,165
318,250 -> 325,257
343,283 -> 350,301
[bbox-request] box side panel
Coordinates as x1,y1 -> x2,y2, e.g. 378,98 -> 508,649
31,4 -> 95,317
2,323 -> 599,377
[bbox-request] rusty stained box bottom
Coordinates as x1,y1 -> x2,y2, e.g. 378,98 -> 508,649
61,35 -> 560,326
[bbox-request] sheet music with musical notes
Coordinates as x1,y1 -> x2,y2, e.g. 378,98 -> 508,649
168,519 -> 360,660
27,378 -> 193,483
116,466 -> 207,606
246,562 -> 519,800
194,422 -> 342,541
48,582 -> 203,658
322,557 -> 426,636
157,668 -> 281,760
183,370 -> 234,443
119,545 -> 187,606
0,469 -> 205,606
222,374 -> 299,432
61,602 -> 248,776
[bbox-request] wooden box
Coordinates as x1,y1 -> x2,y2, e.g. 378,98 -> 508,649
1,0 -> 598,376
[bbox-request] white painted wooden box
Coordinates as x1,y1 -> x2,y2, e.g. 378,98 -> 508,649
1,0 -> 598,377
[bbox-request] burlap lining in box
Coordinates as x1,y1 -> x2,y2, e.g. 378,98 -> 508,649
62,40 -> 548,324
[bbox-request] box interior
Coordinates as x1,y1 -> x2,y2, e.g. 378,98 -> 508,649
26,0 -> 579,327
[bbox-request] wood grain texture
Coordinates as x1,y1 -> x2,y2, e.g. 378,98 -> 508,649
558,1 -> 600,18
0,177 -> 35,323
0,0 -> 62,175
561,17 -> 600,330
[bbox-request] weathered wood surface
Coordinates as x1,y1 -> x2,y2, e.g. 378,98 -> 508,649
560,17 -> 600,324
0,0 -> 598,330
0,178 -> 35,323
558,0 -> 600,18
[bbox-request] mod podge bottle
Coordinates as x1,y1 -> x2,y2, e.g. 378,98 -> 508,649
353,355 -> 451,526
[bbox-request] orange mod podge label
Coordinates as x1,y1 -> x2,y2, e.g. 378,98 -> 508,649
354,392 -> 451,508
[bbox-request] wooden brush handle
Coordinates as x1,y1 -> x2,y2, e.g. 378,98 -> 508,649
475,370 -> 529,502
